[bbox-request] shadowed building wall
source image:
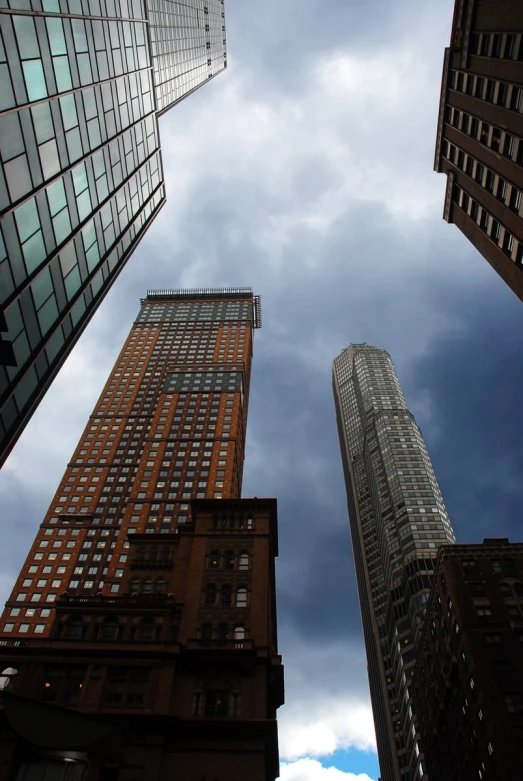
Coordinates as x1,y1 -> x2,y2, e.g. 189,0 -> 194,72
435,0 -> 523,301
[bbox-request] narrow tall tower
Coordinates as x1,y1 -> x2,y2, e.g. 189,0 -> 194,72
332,344 -> 455,781
0,289 -> 283,781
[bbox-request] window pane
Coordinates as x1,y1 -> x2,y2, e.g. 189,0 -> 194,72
32,267 -> 53,309
37,294 -> 58,335
39,138 -> 60,180
13,16 -> 40,59
66,127 -> 83,162
47,179 -> 67,217
32,102 -> 55,144
23,232 -> 46,274
53,56 -> 72,93
64,266 -> 81,300
46,18 -> 67,56
0,65 -> 16,111
60,94 -> 78,130
53,207 -> 72,245
15,198 -> 40,242
22,60 -> 48,102
4,154 -> 32,201
0,113 -> 24,161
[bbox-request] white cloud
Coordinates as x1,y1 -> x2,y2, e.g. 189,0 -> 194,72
279,758 -> 376,781
277,635 -> 376,762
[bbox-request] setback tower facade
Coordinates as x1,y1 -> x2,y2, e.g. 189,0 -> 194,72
0,288 -> 283,781
435,0 -> 523,300
332,344 -> 455,781
0,0 -> 228,466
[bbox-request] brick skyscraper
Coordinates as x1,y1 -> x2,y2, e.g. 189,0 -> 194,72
435,0 -> 523,300
332,345 -> 456,781
0,288 -> 284,781
0,0 -> 228,466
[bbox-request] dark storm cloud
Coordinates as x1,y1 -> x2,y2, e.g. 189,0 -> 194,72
406,277 -> 523,545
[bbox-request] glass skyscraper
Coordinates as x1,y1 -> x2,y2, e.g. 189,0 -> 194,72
332,344 -> 456,781
0,0 -> 227,467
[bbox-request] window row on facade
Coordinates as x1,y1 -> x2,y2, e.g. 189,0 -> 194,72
55,613 -> 176,641
204,583 -> 249,608
445,105 -> 523,165
1,0 -> 146,20
449,68 -> 523,114
451,182 -> 523,268
1,663 -> 243,717
208,550 -> 250,570
470,31 -> 523,62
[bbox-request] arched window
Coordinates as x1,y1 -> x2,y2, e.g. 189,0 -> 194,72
221,584 -> 231,608
500,583 -> 512,597
234,625 -> 245,648
148,547 -> 158,561
100,618 -> 120,641
236,587 -> 248,608
204,680 -> 230,717
238,553 -> 250,571
154,579 -> 166,595
513,582 -> 523,597
209,551 -> 221,569
217,623 -> 229,641
160,547 -> 171,561
200,623 -> 213,640
205,584 -> 217,606
136,546 -> 146,561
62,617 -> 84,640
224,551 -> 235,570
135,617 -> 157,641
0,667 -> 18,691
142,578 -> 153,595
129,577 -> 140,594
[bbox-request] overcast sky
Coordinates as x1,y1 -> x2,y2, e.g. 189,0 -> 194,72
2,1 -> 523,780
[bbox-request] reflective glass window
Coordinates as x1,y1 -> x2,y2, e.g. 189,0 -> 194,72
32,267 -> 53,309
0,113 -> 24,161
72,20 -> 88,53
39,139 -> 60,180
47,179 -> 67,217
60,95 -> 78,131
46,18 -> 67,56
66,127 -> 83,162
53,56 -> 73,93
22,60 -> 48,102
15,199 -> 40,244
0,65 -> 16,110
13,16 -> 40,59
38,296 -> 58,335
32,103 -> 55,144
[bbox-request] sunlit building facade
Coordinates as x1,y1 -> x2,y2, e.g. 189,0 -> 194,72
0,288 -> 284,781
332,344 -> 456,781
0,0 -> 228,467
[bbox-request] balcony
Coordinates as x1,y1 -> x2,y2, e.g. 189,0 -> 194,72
185,638 -> 254,651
